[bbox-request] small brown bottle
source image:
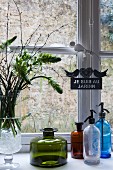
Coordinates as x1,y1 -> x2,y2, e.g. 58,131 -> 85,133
71,122 -> 83,159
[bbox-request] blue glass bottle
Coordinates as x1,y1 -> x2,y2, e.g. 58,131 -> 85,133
95,102 -> 111,158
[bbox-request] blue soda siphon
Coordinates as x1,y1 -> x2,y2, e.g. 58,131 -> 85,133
83,110 -> 100,165
95,102 -> 111,158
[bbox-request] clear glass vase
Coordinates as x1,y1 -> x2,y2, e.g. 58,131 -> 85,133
0,118 -> 21,170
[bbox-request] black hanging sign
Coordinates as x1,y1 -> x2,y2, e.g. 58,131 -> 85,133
71,78 -> 102,89
64,67 -> 108,90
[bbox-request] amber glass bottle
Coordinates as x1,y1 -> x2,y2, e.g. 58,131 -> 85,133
30,128 -> 67,167
71,122 -> 83,159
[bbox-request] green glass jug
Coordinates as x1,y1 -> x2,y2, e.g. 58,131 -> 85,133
30,128 -> 67,167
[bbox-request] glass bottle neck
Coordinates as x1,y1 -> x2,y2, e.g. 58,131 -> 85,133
89,124 -> 94,126
43,132 -> 54,138
99,117 -> 105,120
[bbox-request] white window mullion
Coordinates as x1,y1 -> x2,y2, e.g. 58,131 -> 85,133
77,0 -> 100,126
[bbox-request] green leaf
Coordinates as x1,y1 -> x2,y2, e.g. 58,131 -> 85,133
13,56 -> 31,84
22,113 -> 31,121
0,36 -> 17,49
21,74 -> 31,84
37,53 -> 61,64
48,78 -> 63,94
15,119 -> 21,131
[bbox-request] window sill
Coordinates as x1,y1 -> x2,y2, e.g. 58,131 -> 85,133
0,152 -> 113,170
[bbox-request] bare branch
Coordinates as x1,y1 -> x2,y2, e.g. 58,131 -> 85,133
31,24 -> 68,57
31,34 -> 42,53
12,0 -> 23,47
44,66 -> 65,79
5,2 -> 10,79
6,2 -> 10,42
25,25 -> 41,46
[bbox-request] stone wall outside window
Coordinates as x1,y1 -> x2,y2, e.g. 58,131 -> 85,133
0,0 -> 77,132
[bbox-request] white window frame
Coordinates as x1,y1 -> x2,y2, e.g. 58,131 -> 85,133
10,0 -> 113,152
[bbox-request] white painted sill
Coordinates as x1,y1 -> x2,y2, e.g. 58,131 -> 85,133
21,133 -> 71,152
0,152 -> 113,170
21,133 -> 113,152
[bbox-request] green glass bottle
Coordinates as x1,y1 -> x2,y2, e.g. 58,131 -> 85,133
30,128 -> 67,167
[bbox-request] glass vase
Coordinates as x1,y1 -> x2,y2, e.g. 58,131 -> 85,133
0,118 -> 21,170
30,128 -> 67,167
